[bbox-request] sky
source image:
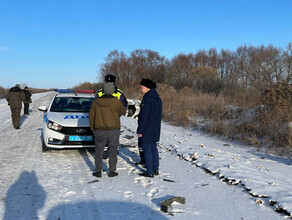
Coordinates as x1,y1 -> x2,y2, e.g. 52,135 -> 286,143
0,0 -> 292,89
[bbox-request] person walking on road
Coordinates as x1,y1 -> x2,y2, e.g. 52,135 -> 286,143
137,78 -> 162,178
89,83 -> 126,178
6,84 -> 25,129
23,86 -> 32,115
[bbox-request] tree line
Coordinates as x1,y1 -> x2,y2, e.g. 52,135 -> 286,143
99,43 -> 292,107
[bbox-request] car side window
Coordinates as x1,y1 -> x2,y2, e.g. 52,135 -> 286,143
50,98 -> 68,112
58,99 -> 67,108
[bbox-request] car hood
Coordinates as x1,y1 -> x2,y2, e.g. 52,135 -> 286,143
47,112 -> 90,127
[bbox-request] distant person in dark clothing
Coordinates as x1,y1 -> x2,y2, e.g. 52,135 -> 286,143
23,86 -> 32,115
89,83 -> 126,178
137,78 -> 162,178
6,84 -> 25,129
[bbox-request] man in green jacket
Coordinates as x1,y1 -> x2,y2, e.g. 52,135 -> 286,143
89,83 -> 126,178
97,74 -> 128,159
6,84 -> 25,129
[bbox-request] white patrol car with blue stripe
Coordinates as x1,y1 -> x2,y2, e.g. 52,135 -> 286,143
38,89 -> 96,152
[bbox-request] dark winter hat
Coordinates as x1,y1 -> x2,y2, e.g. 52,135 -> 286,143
140,78 -> 156,89
104,82 -> 115,94
105,74 -> 116,83
15,84 -> 20,88
24,86 -> 28,89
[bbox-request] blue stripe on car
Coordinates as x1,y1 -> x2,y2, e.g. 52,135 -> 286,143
44,114 -> 48,123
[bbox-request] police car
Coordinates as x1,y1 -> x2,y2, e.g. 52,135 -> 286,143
38,89 -> 96,152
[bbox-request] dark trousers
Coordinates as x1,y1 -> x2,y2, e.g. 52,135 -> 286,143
24,103 -> 29,114
141,142 -> 159,175
138,140 -> 145,164
10,108 -> 21,128
94,129 -> 119,172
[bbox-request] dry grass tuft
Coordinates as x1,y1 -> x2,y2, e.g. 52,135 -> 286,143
157,84 -> 227,126
257,82 -> 292,149
156,82 -> 291,152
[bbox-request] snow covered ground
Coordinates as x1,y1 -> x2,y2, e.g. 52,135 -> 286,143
0,92 -> 291,219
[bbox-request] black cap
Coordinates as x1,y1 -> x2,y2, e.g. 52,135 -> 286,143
140,78 -> 156,89
105,74 -> 116,83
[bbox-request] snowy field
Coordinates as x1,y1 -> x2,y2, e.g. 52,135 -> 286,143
0,92 -> 291,219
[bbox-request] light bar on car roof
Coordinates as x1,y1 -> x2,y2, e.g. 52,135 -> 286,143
54,89 -> 96,93
54,89 -> 75,93
75,90 -> 96,93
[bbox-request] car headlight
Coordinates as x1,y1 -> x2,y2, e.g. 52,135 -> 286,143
47,120 -> 62,131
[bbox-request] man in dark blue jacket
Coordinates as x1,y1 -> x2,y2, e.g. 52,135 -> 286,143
137,78 -> 162,178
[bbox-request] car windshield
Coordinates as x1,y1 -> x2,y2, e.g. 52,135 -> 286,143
50,97 -> 94,112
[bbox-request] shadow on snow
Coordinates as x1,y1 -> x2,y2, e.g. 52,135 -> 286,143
3,170 -> 168,220
3,171 -> 46,220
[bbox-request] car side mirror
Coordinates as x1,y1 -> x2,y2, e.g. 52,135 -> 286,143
38,106 -> 47,112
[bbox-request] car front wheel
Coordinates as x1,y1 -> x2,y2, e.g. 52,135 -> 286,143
42,137 -> 49,152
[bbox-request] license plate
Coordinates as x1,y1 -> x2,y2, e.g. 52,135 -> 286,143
69,136 -> 93,141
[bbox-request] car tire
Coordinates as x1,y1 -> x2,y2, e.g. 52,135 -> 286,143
42,137 -> 49,152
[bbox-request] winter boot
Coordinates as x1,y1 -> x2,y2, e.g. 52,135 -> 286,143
108,171 -> 118,177
92,171 -> 102,177
139,172 -> 154,178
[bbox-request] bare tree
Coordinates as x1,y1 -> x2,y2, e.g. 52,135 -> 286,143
167,53 -> 195,89
188,66 -> 221,94
130,49 -> 166,83
283,42 -> 292,83
99,50 -> 132,87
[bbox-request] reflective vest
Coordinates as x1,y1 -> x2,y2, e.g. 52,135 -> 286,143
97,88 -> 123,99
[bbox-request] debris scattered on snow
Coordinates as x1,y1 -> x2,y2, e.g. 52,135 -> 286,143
256,199 -> 264,204
228,165 -> 234,169
120,144 -> 136,148
162,178 -> 175,183
125,135 -> 134,140
191,152 -> 198,160
160,196 -> 186,213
